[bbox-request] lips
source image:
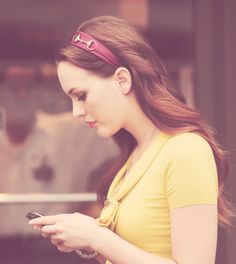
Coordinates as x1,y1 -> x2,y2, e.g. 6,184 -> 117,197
86,121 -> 97,128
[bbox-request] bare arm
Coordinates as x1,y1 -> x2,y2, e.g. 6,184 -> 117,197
94,227 -> 176,264
93,204 -> 217,264
29,204 -> 217,264
171,204 -> 217,264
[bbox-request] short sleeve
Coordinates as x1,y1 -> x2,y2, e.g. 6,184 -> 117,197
165,133 -> 218,209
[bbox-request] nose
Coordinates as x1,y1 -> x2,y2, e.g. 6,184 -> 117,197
72,100 -> 86,117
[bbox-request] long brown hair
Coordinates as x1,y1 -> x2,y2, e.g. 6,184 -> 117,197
57,16 -> 234,226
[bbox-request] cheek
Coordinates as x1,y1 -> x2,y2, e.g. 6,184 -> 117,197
87,97 -> 104,114
88,90 -> 111,112
88,85 -> 124,121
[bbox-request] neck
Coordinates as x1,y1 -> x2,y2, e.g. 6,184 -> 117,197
123,92 -> 159,148
137,126 -> 157,150
124,114 -> 158,150
124,123 -> 158,177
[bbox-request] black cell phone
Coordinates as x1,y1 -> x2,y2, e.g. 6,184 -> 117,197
26,211 -> 44,220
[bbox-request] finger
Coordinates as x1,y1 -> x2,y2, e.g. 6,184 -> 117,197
51,233 -> 63,241
32,224 -> 42,232
41,232 -> 49,237
40,224 -> 59,234
51,236 -> 61,246
57,244 -> 74,253
29,215 -> 61,226
50,232 -> 65,242
50,237 -> 74,253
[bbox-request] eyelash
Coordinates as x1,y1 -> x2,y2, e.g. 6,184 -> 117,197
74,92 -> 87,102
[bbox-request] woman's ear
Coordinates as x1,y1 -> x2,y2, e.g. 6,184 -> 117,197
113,67 -> 132,95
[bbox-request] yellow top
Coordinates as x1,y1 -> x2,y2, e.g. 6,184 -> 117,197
97,132 -> 218,263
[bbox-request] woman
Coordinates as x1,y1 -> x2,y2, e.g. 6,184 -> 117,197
29,16 -> 233,264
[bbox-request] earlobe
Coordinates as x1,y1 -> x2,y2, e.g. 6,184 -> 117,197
114,67 -> 132,95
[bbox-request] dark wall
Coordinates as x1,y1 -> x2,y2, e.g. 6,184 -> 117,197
194,1 -> 236,263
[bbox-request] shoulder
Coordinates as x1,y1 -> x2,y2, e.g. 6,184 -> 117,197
162,132 -> 218,209
165,132 -> 213,157
168,132 -> 209,147
159,132 -> 217,172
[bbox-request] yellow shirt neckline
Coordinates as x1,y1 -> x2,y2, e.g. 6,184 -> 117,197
107,131 -> 170,201
97,131 -> 170,230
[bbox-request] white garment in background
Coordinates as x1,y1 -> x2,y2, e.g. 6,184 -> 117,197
0,111 -> 117,236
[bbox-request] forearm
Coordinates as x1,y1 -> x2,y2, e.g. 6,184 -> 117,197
93,227 -> 176,264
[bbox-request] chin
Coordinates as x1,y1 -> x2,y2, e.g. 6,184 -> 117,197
96,126 -> 117,138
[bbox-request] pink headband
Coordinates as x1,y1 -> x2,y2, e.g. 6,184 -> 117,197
70,31 -> 121,68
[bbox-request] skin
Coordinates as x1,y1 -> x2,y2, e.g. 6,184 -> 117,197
29,61 -> 217,264
56,61 -> 158,150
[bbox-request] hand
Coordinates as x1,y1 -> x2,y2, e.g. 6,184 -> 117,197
29,213 -> 100,252
50,234 -> 74,253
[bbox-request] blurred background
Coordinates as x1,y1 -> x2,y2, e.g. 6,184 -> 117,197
0,0 -> 235,263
